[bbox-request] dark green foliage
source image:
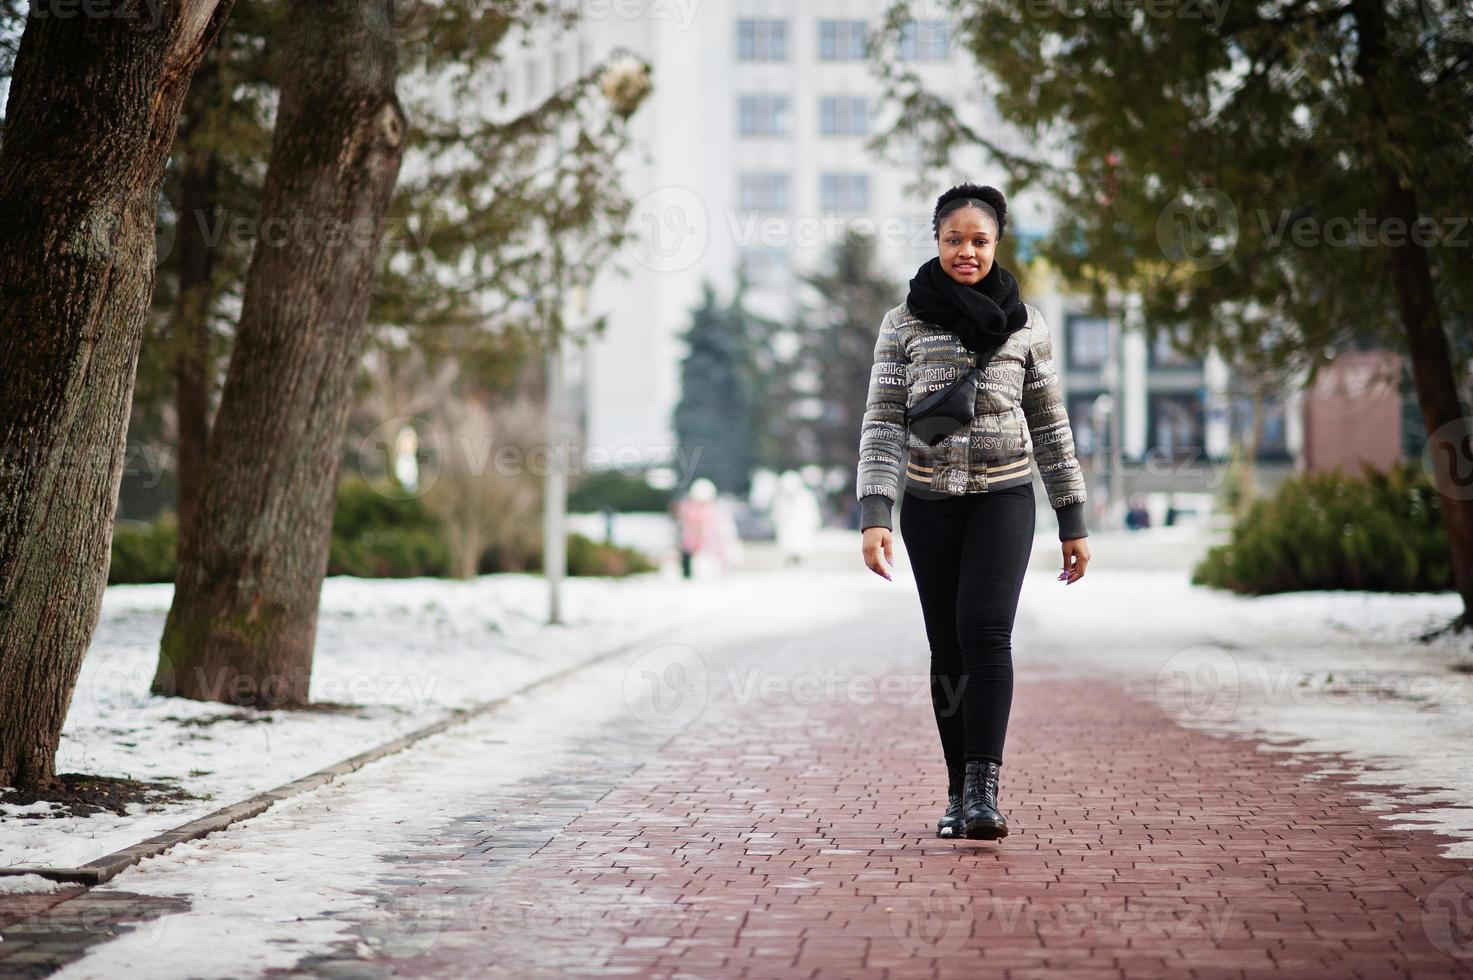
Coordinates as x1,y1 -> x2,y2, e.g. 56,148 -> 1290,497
564,532 -> 657,577
1192,461 -> 1453,594
756,227 -> 909,507
673,280 -> 763,497
327,477 -> 450,578
110,478 -> 656,582
108,514 -> 181,585
868,0 -> 1473,378
567,469 -> 673,513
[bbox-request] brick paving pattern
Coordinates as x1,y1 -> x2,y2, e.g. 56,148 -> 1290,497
4,592 -> 1472,978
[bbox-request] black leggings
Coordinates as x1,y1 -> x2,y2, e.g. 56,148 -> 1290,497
898,481 -> 1035,770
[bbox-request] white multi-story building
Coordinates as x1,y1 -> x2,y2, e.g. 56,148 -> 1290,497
497,1 -> 1307,529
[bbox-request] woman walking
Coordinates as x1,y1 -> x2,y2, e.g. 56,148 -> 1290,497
856,183 -> 1092,841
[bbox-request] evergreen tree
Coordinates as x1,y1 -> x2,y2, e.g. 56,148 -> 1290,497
673,280 -> 761,497
791,229 -> 906,511
870,0 -> 1473,630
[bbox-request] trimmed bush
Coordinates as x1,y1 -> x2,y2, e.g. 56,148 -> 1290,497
107,477 -> 651,583
568,469 -> 673,513
109,513 -> 179,584
329,476 -> 450,578
565,531 -> 658,577
1192,459 -> 1453,594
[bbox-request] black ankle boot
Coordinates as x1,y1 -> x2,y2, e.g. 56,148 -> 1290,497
936,765 -> 965,838
961,759 -> 1008,840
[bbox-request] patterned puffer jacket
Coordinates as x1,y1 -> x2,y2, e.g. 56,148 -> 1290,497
855,300 -> 1089,541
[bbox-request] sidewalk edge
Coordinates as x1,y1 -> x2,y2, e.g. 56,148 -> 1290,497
0,613 -> 700,887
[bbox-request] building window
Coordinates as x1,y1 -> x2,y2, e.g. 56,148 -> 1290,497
820,96 -> 868,136
1229,392 -> 1290,459
738,172 -> 790,211
819,20 -> 868,60
738,95 -> 791,136
1067,391 -> 1107,457
899,20 -> 950,61
1149,391 -> 1206,459
524,59 -> 541,103
740,246 -> 790,286
737,19 -> 788,61
1149,325 -> 1203,369
1065,313 -> 1109,370
820,173 -> 869,211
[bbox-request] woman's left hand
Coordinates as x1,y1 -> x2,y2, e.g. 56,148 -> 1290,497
1058,537 -> 1090,585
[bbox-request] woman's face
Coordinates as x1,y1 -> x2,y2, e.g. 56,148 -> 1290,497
937,206 -> 999,285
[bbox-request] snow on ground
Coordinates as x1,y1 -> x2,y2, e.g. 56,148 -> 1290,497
8,519 -> 1473,878
2,563 -> 768,870
45,567 -> 879,980
0,874 -> 66,894
1004,539 -> 1473,859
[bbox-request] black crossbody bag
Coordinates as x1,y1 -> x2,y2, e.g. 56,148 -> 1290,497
904,351 -> 982,447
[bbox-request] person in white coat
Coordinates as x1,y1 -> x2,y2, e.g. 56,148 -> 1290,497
770,470 -> 821,566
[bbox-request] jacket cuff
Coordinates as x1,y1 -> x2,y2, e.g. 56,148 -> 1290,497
1056,500 -> 1088,541
859,494 -> 894,531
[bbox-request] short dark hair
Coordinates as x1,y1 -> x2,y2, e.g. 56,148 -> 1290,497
932,183 -> 1008,241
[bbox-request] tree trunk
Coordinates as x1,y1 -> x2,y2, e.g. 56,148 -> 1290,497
1352,0 -> 1473,626
0,1 -> 235,789
152,0 -> 407,706
172,49 -> 223,542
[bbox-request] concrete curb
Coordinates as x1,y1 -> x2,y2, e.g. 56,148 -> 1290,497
0,613 -> 699,887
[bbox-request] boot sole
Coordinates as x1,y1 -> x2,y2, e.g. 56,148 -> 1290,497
963,819 -> 1008,840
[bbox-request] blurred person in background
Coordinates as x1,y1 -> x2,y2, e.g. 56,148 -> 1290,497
771,470 -> 822,566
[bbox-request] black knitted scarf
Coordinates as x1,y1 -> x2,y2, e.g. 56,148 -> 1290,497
905,255 -> 1029,364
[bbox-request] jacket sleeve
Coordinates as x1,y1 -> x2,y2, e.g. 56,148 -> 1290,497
855,308 -> 909,531
1021,306 -> 1090,541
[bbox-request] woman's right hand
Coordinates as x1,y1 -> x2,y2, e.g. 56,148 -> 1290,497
861,526 -> 894,581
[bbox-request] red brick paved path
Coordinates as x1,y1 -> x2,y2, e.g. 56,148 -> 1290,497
6,584 -> 1473,978
308,602 -> 1473,979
